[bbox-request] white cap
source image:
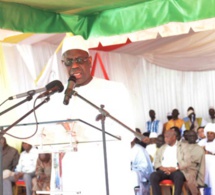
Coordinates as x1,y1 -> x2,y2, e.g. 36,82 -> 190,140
149,132 -> 158,138
204,123 -> 215,134
61,35 -> 89,56
187,110 -> 194,116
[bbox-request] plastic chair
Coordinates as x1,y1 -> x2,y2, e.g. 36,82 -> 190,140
150,179 -> 187,195
159,179 -> 175,195
14,179 -> 26,195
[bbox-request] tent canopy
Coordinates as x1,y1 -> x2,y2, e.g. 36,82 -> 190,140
1,0 -> 215,38
1,0 -> 215,71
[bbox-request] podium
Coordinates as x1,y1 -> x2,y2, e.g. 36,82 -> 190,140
1,119 -> 121,195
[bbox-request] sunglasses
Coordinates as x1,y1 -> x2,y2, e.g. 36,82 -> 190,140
62,57 -> 89,66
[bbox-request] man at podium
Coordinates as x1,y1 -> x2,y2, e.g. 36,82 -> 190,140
54,35 -> 136,195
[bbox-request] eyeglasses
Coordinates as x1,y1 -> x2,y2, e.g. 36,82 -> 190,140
62,57 -> 89,66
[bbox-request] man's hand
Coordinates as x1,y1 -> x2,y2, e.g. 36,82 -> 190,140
37,174 -> 47,182
141,137 -> 150,144
14,172 -> 24,182
159,166 -> 178,175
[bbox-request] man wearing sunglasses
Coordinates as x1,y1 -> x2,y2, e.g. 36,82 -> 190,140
59,35 -> 135,195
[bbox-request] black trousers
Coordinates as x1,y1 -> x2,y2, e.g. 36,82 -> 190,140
150,170 -> 186,195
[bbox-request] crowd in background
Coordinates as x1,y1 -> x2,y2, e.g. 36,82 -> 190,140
130,106 -> 215,195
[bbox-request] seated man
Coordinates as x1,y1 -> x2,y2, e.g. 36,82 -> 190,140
131,140 -> 153,195
186,130 -> 205,188
182,108 -> 207,133
204,123 -> 215,154
32,153 -> 52,195
196,126 -> 206,145
165,109 -> 184,132
0,136 -> 19,174
150,127 -> 199,195
145,110 -> 163,135
3,142 -> 38,195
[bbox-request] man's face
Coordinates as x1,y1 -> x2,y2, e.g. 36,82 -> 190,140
183,131 -> 189,141
207,131 -> 215,142
149,110 -> 155,118
22,142 -> 32,151
172,109 -> 179,119
197,128 -> 205,139
62,49 -> 92,87
209,108 -> 215,117
187,131 -> 198,144
156,135 -> 164,148
164,130 -> 176,146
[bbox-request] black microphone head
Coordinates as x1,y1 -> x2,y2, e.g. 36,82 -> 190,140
68,75 -> 76,82
56,81 -> 64,93
46,80 -> 64,92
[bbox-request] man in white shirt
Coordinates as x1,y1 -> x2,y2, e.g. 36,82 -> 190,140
3,142 -> 38,195
51,35 -> 136,195
150,127 -> 199,195
204,123 -> 215,155
196,126 -> 206,145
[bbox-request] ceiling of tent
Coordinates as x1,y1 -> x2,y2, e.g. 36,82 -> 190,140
1,0 -> 215,71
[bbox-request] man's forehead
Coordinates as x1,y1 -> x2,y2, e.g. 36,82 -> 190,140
64,49 -> 88,57
165,131 -> 174,136
207,131 -> 215,134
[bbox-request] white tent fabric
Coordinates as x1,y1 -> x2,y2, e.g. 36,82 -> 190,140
114,28 -> 215,71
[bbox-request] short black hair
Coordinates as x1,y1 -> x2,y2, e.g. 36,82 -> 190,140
197,126 -> 205,133
170,126 -> 181,141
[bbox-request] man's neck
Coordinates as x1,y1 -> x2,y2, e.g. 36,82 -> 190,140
168,140 -> 177,146
151,118 -> 155,122
2,144 -> 8,150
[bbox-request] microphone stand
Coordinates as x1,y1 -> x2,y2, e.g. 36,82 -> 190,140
0,95 -> 33,116
71,90 -> 144,195
0,96 -> 50,195
2,97 -> 50,134
72,91 -> 144,140
0,95 -> 32,195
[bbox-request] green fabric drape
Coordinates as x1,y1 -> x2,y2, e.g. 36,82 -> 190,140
0,0 -> 215,38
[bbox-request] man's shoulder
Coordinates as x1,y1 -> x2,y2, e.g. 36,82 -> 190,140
92,77 -> 125,88
177,141 -> 188,149
192,144 -> 205,153
157,144 -> 167,152
6,145 -> 19,153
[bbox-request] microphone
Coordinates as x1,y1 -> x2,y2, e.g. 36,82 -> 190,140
8,80 -> 63,100
63,75 -> 76,105
37,80 -> 64,98
191,113 -> 195,123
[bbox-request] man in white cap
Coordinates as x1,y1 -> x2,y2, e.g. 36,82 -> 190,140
58,35 -> 136,195
204,123 -> 215,154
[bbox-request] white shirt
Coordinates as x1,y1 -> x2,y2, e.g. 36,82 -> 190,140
162,142 -> 178,167
198,138 -> 207,147
205,140 -> 215,154
145,143 -> 157,162
16,147 -> 38,173
49,77 -> 136,195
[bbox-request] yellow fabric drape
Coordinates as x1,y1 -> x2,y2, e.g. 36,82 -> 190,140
35,33 -> 73,84
0,43 -> 22,153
